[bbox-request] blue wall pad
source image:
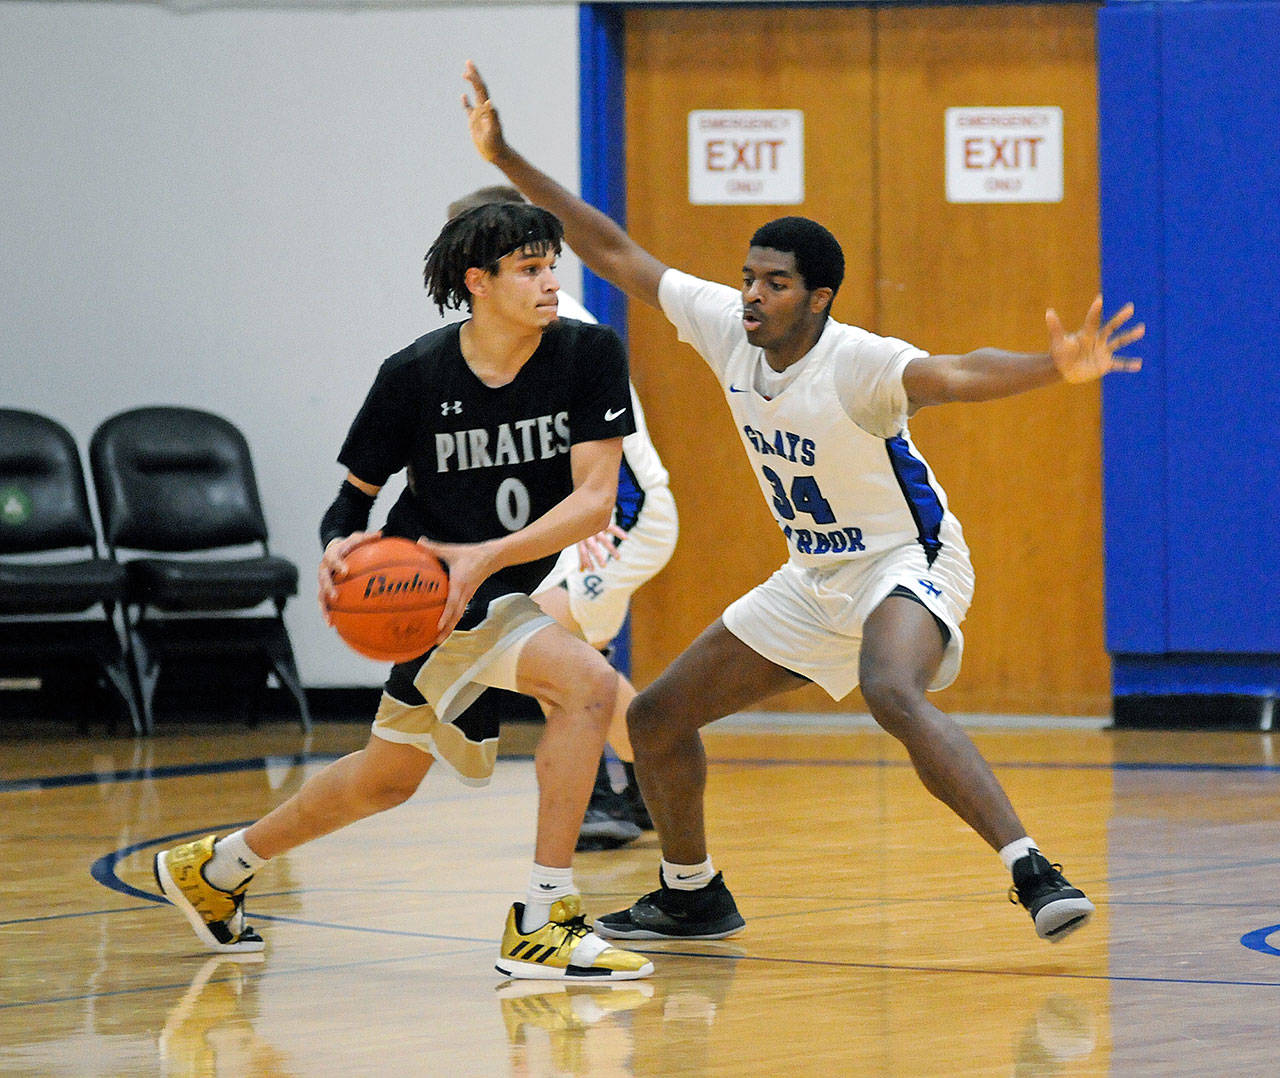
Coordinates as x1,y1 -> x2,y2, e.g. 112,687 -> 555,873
1099,2 -> 1280,698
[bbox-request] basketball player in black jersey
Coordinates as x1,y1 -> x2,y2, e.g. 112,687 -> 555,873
153,201 -> 654,981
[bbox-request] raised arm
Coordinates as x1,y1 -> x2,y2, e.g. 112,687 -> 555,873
462,60 -> 667,310
902,295 -> 1145,410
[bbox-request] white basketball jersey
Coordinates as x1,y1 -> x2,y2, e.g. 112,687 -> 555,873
658,268 -> 968,569
556,291 -> 669,497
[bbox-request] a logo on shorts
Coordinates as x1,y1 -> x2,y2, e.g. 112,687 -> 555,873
917,578 -> 942,598
582,574 -> 604,598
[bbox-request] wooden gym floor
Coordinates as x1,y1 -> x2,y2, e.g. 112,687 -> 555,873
3,711 -> 1279,1076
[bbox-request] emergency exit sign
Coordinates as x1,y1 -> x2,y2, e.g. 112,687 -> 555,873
945,107 -> 1063,204
688,110 -> 804,205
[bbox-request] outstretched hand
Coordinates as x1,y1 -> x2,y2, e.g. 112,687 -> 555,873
462,60 -> 506,165
1047,295 -> 1145,384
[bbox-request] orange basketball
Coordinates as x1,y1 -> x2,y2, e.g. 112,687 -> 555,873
328,537 -> 449,663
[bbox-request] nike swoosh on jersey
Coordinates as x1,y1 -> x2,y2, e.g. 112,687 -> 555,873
728,384 -> 749,393
605,407 -> 627,421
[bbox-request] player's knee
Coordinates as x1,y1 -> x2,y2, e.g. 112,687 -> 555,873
356,764 -> 423,812
860,672 -> 924,735
376,778 -> 422,811
580,661 -> 619,730
544,654 -> 616,730
626,689 -> 671,753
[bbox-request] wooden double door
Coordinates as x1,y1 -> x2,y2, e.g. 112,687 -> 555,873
621,4 -> 1107,715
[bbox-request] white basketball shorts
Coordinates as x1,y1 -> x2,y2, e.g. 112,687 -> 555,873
536,485 -> 678,648
722,540 -> 975,701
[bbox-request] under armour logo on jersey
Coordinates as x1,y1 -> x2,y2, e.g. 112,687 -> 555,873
604,407 -> 627,421
918,578 -> 942,597
583,574 -> 604,598
441,401 -> 462,416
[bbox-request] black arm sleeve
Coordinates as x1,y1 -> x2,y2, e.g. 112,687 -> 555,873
319,480 -> 376,549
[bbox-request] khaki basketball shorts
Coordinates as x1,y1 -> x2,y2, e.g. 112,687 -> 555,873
371,593 -> 554,785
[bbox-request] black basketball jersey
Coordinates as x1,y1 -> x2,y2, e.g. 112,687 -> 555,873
338,318 -> 634,620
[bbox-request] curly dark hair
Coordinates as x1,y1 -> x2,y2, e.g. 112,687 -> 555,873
749,216 -> 845,303
423,202 -> 564,314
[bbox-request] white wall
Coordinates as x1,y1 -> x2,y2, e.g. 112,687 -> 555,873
0,2 -> 583,686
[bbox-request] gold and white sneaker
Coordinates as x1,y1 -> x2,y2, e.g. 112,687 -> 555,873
496,895 -> 653,981
154,835 -> 264,953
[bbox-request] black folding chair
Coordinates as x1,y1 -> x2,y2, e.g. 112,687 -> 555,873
89,406 -> 310,732
0,408 -> 143,734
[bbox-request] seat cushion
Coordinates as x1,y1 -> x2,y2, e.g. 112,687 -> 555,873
125,555 -> 299,611
0,558 -> 128,614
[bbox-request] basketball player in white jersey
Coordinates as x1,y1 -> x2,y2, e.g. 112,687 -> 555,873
446,187 -> 677,850
461,62 -> 1144,944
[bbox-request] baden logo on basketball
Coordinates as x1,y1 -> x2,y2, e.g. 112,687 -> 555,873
362,571 -> 443,602
328,537 -> 450,662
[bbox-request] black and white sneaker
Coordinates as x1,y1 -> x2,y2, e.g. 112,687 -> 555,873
577,801 -> 642,851
622,784 -> 653,832
577,758 -> 642,851
620,762 -> 654,832
1009,851 -> 1094,942
594,871 -> 745,940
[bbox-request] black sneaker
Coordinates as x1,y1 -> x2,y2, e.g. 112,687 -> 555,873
620,762 -> 653,831
577,758 -> 641,852
577,800 -> 642,851
594,871 -> 745,940
1009,851 -> 1095,942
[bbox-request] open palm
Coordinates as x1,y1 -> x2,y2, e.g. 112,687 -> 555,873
1048,295 -> 1145,384
461,60 -> 505,164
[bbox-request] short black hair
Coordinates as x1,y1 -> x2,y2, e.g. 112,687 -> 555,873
423,201 -> 563,314
749,216 -> 845,299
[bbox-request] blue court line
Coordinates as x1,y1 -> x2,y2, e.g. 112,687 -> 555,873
0,753 -> 345,794
7,751 -> 1280,795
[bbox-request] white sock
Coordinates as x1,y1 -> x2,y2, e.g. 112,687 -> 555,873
205,829 -> 267,892
662,857 -> 715,891
999,837 -> 1039,871
521,864 -> 576,933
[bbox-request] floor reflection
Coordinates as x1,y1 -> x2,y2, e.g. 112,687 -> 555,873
159,953 -> 295,1077
496,980 -> 656,1077
1011,994 -> 1098,1077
